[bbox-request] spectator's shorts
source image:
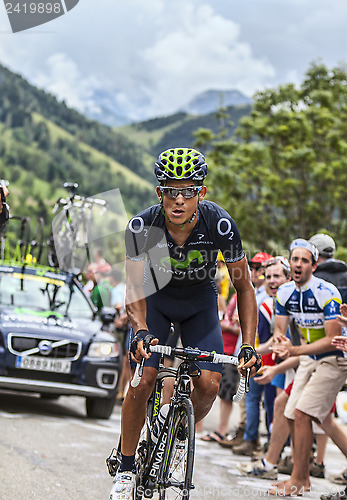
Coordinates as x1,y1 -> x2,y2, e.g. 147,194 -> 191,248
218,363 -> 240,400
284,355 -> 347,423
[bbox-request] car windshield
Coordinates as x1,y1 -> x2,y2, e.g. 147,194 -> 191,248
0,270 -> 93,320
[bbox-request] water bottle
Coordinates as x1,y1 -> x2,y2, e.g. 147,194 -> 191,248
151,404 -> 170,444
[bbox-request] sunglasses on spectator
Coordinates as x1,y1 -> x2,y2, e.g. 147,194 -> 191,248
248,263 -> 262,271
159,186 -> 202,199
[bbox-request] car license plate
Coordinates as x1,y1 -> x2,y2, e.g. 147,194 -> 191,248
16,356 -> 71,374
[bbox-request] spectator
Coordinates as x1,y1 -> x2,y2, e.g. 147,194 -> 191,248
268,238 -> 347,496
233,257 -> 290,456
89,261 -> 112,313
201,290 -> 240,443
309,233 -> 347,303
82,264 -> 95,298
237,356 -> 299,480
308,233 -> 347,477
218,251 -> 272,448
321,304 -> 347,499
249,252 -> 273,306
215,251 -> 231,301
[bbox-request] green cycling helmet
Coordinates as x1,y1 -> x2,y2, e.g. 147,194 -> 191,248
154,148 -> 207,183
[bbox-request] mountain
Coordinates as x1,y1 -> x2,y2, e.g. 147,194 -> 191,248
0,63 -> 156,223
118,103 -> 252,157
84,89 -> 131,127
0,62 -> 252,231
182,89 -> 252,115
83,88 -> 251,127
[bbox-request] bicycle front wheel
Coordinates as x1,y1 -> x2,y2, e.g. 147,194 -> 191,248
159,398 -> 195,500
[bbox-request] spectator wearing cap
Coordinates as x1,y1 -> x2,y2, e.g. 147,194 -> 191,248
249,252 -> 273,306
268,239 -> 347,496
309,233 -> 347,303
233,257 -> 291,456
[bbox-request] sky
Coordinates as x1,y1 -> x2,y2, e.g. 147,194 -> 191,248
1,0 -> 347,122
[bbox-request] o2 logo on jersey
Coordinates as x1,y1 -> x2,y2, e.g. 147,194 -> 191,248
217,218 -> 234,240
4,0 -> 79,33
128,217 -> 145,234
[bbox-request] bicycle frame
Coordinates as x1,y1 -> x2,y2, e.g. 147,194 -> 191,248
107,345 -> 245,499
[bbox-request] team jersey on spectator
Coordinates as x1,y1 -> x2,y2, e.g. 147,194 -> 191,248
276,276 -> 342,359
125,200 -> 244,288
257,297 -> 276,367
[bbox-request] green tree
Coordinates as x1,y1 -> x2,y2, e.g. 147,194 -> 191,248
197,62 -> 347,250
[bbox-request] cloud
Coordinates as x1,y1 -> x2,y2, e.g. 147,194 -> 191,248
33,53 -> 105,114
1,0 -> 347,121
140,3 -> 275,116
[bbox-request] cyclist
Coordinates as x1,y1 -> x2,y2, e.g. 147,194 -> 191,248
110,148 -> 261,499
268,238 -> 347,496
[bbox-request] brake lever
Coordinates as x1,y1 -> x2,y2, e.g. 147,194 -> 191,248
245,368 -> 251,393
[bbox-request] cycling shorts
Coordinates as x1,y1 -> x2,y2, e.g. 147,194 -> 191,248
129,281 -> 224,373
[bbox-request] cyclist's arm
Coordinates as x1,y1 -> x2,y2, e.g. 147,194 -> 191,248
125,257 -> 147,333
226,256 -> 257,347
125,258 -> 155,361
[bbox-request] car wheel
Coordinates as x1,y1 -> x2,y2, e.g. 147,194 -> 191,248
85,395 -> 116,419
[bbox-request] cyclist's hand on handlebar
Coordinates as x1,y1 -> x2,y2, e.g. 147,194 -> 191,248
238,344 -> 262,377
130,330 -> 158,363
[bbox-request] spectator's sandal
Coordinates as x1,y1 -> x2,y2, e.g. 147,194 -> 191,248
200,431 -> 226,443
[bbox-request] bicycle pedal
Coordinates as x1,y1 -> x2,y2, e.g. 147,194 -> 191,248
106,448 -> 121,477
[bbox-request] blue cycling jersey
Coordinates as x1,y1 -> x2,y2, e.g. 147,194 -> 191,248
276,275 -> 342,359
125,200 -> 244,288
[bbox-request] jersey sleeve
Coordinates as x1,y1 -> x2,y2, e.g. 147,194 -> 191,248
323,290 -> 342,321
125,215 -> 147,261
275,285 -> 289,316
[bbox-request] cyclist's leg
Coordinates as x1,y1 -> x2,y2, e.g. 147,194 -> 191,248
121,365 -> 158,457
121,305 -> 172,459
180,286 -> 224,422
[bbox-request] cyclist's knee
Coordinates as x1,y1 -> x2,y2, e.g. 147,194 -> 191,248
194,371 -> 221,401
128,367 -> 157,401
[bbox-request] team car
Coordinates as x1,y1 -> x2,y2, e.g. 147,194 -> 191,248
0,263 -> 121,419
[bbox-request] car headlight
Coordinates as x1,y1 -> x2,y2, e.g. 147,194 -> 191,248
88,341 -> 119,358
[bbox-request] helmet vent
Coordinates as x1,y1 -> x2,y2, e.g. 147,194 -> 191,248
178,149 -> 184,155
176,166 -> 182,176
177,156 -> 183,164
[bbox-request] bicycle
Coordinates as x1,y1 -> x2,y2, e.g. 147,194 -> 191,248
48,183 -> 109,272
107,343 -> 246,499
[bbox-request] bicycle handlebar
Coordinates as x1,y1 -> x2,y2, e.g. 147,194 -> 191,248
131,345 -> 247,402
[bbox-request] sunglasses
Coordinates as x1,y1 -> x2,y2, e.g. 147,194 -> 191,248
248,263 -> 261,270
159,186 -> 202,199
